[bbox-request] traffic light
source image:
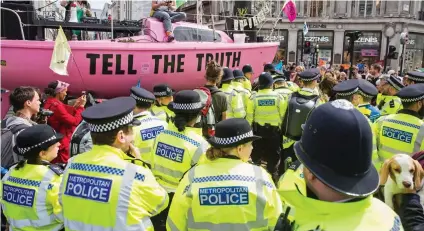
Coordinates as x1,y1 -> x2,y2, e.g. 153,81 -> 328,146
387,45 -> 398,59
304,41 -> 311,54
346,31 -> 362,41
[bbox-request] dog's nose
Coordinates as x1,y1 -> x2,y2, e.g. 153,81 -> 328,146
402,181 -> 412,188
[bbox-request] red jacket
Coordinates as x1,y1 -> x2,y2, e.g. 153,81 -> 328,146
44,97 -> 84,163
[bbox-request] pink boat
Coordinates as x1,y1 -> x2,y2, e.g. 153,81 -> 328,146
1,18 -> 278,116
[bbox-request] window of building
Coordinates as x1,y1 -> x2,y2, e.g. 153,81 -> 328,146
174,26 -> 222,42
310,0 -> 324,17
335,1 -> 348,16
359,0 -> 373,17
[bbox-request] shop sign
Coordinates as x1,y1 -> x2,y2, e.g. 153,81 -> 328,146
407,39 -> 415,45
355,37 -> 379,43
305,36 -> 330,43
361,49 -> 379,57
264,35 -> 285,42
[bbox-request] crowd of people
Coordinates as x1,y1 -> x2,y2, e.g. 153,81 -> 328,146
1,60 -> 424,231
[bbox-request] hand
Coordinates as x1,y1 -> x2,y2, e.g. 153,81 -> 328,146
128,143 -> 141,159
79,95 -> 87,107
161,2 -> 168,6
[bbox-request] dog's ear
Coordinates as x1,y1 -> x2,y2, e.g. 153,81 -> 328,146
380,158 -> 393,185
413,160 -> 424,191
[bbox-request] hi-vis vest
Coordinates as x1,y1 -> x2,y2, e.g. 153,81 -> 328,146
232,81 -> 251,112
133,111 -> 168,165
246,89 -> 287,127
59,145 -> 169,231
277,162 -> 403,231
274,87 -> 293,100
373,112 -> 424,169
220,83 -> 246,118
167,157 -> 282,231
151,123 -> 209,193
1,164 -> 64,231
150,105 -> 175,123
241,77 -> 252,91
380,95 -> 403,116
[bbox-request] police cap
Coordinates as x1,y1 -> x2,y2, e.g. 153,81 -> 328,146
406,71 -> 424,83
294,99 -> 378,197
168,90 -> 204,113
298,68 -> 320,81
396,83 -> 424,103
333,79 -> 378,98
153,84 -> 173,97
82,97 -> 141,133
130,87 -> 155,104
233,69 -> 245,79
208,118 -> 261,148
258,72 -> 274,88
221,67 -> 234,82
263,63 -> 275,72
386,75 -> 404,91
242,64 -> 253,74
13,124 -> 63,156
272,73 -> 286,83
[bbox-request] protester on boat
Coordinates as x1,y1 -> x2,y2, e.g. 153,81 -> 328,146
151,83 -> 175,123
166,118 -> 282,231
203,60 -> 227,122
44,81 -> 85,164
60,1 -> 92,40
1,124 -> 64,231
151,0 -> 186,42
2,87 -> 40,168
150,90 -> 209,230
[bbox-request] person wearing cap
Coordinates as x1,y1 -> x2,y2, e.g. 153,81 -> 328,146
1,124 -> 64,231
219,67 -> 245,118
276,100 -> 402,231
44,80 -> 86,164
246,72 -> 287,181
297,68 -> 321,96
131,87 -> 168,166
373,84 -> 424,170
404,71 -> 424,86
150,90 -> 210,228
242,64 -> 254,91
232,69 -> 251,111
166,118 -> 283,231
59,97 -> 169,231
151,83 -> 175,123
273,73 -> 293,99
378,75 -> 404,116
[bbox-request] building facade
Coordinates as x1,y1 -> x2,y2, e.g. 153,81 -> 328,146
182,0 -> 424,72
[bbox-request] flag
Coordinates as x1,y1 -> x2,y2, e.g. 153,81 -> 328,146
135,79 -> 141,88
176,0 -> 186,8
303,21 -> 309,36
50,26 -> 71,76
283,0 -> 297,22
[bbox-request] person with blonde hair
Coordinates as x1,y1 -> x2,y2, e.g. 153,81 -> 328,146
167,118 -> 282,230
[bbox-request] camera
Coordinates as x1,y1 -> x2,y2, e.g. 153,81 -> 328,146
40,109 -> 54,117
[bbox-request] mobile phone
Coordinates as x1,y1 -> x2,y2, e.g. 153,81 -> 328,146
82,91 -> 86,96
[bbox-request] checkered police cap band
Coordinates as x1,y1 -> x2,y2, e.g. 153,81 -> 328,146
173,102 -> 203,110
17,135 -> 57,154
88,112 -> 133,133
214,131 -> 254,145
387,77 -> 403,91
400,94 -> 424,103
299,75 -> 319,81
357,90 -> 374,98
154,91 -> 168,97
336,87 -> 359,96
130,93 -> 154,103
407,75 -> 424,82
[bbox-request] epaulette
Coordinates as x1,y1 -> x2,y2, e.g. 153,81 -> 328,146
389,100 -> 395,108
49,164 -> 65,176
127,158 -> 151,169
287,160 -> 301,171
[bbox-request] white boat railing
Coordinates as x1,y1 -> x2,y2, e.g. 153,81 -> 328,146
0,7 -> 26,40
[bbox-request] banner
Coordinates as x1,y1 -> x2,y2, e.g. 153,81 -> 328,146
233,1 -> 271,30
50,26 -> 71,76
282,0 -> 297,22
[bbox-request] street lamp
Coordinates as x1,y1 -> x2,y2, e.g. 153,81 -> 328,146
399,30 -> 409,75
383,24 -> 395,73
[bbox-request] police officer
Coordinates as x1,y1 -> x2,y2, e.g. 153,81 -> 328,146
232,69 -> 251,111
246,72 -> 286,181
131,87 -> 168,165
167,118 -> 283,230
404,71 -> 424,86
273,74 -> 293,100
378,75 -> 404,116
151,84 -> 175,123
373,84 -> 424,169
220,67 -> 245,118
333,79 -> 380,122
59,97 -> 169,231
2,124 -> 64,230
276,100 -> 402,231
242,64 -> 254,91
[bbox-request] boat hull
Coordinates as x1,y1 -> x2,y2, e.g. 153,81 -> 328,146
1,40 -> 278,98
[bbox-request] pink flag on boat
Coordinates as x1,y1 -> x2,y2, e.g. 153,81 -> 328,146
283,0 -> 297,22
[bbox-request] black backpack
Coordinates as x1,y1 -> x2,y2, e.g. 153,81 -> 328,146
1,120 -> 29,168
282,92 -> 320,141
70,121 -> 92,157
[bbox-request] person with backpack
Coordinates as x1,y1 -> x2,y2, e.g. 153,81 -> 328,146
2,124 -> 65,231
246,72 -> 287,181
43,81 -> 86,164
273,74 -> 293,100
232,70 -> 251,113
193,87 -> 216,138
220,68 -> 245,119
280,69 -> 324,174
131,86 -> 168,166
203,60 -> 227,123
2,87 -> 40,169
151,84 -> 175,123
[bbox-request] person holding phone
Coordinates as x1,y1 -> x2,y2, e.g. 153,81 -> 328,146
151,0 -> 186,42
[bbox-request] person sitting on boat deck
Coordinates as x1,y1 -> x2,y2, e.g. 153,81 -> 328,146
151,0 -> 186,42
151,84 -> 175,123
